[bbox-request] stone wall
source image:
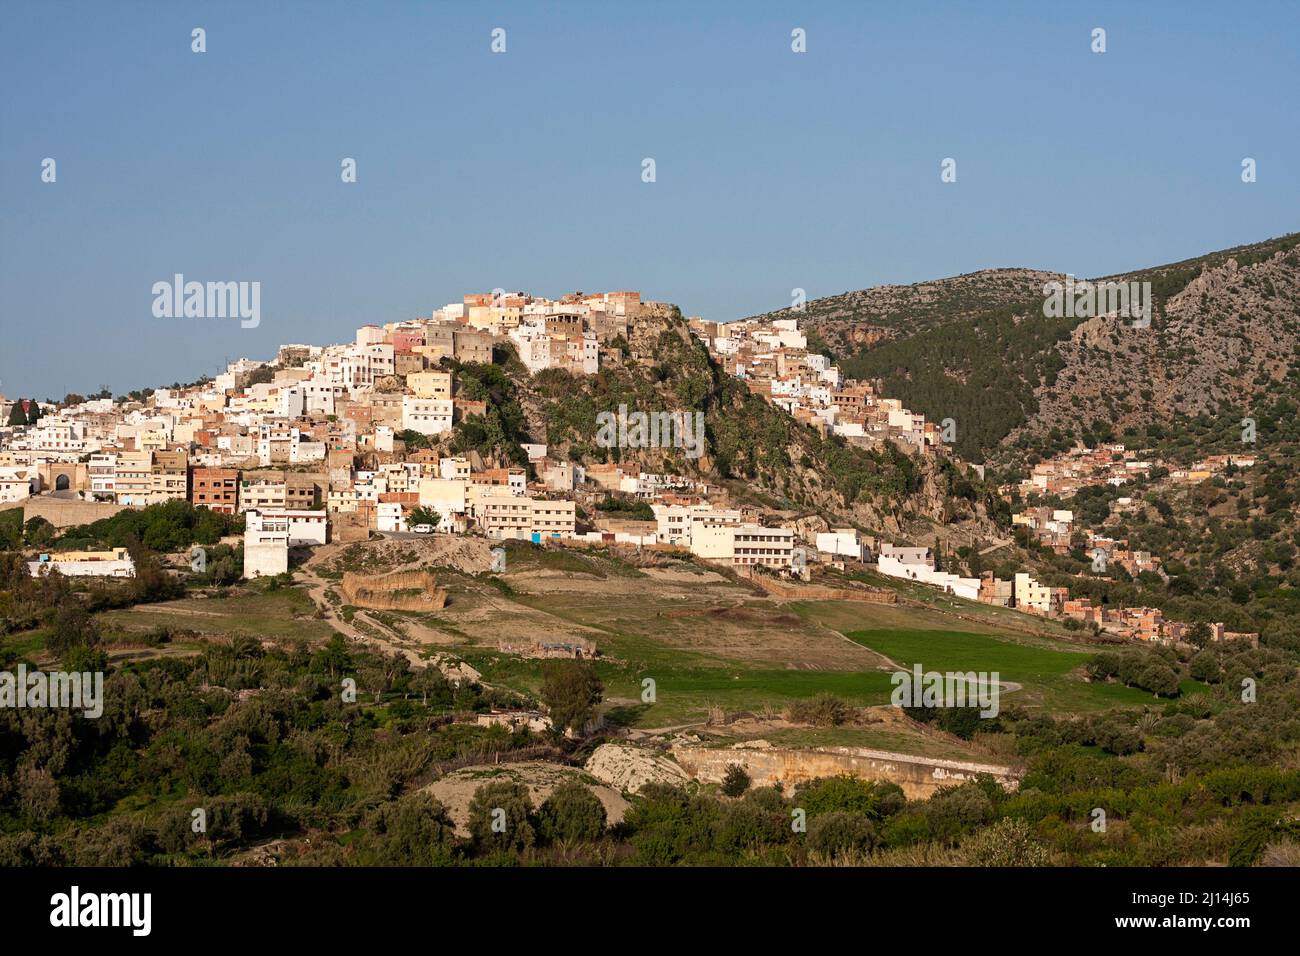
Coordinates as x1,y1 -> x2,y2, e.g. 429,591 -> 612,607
750,575 -> 897,604
340,569 -> 447,612
672,743 -> 1020,800
0,497 -> 127,528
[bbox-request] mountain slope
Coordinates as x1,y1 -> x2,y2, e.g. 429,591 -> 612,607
755,233 -> 1300,463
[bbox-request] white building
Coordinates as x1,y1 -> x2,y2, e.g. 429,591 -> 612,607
243,514 -> 290,578
245,508 -> 327,547
402,396 -> 453,435
816,528 -> 867,561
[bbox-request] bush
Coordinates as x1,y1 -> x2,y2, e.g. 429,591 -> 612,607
467,781 -> 536,852
808,811 -> 878,859
786,693 -> 850,727
721,764 -> 751,797
537,780 -> 607,843
793,776 -> 905,820
355,794 -> 459,865
962,817 -> 1050,866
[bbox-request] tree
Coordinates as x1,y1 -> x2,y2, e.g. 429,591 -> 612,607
408,506 -> 441,529
358,794 -> 458,866
808,811 -> 878,859
23,516 -> 55,548
537,780 -> 607,843
395,429 -> 432,450
1187,620 -> 1213,649
538,660 -> 603,736
7,400 -> 29,426
46,603 -> 100,660
313,634 -> 354,678
721,764 -> 751,797
467,781 -> 536,852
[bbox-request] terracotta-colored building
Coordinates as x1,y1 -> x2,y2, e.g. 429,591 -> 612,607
191,467 -> 240,514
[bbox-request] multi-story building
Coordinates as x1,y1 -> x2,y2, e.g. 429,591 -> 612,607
88,453 -> 118,499
239,471 -> 321,512
401,396 -> 453,435
191,467 -> 240,514
247,508 -> 327,547
407,370 -> 453,401
114,450 -> 153,507
149,449 -> 189,504
477,496 -> 576,539
243,511 -> 289,578
731,526 -> 794,569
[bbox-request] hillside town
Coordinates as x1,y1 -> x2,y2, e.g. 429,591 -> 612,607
0,291 -> 801,586
0,294 -> 1251,653
688,315 -> 950,453
1003,442 -> 1256,501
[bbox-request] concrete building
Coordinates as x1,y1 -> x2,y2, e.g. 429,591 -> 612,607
247,508 -> 327,547
478,496 -> 576,539
732,525 -> 794,569
816,528 -> 867,561
113,450 -> 153,507
243,511 -> 290,578
28,548 -> 135,578
1014,572 -> 1056,614
401,396 -> 453,436
191,467 -> 240,514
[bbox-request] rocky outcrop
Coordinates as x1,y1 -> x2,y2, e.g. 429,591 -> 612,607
585,744 -> 690,794
672,743 -> 1021,800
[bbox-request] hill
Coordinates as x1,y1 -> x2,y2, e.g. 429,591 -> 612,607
742,233 -> 1300,465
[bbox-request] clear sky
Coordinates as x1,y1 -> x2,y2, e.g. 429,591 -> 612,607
2,0 -> 1297,399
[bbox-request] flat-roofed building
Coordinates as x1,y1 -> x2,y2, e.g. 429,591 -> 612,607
191,467 -> 239,514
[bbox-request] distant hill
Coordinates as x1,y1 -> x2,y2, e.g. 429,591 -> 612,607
743,233 -> 1300,464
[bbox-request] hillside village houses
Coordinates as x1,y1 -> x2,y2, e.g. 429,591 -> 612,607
1003,443 -> 1255,502
689,316 -> 946,453
2,299 -> 1229,647
868,537 -> 1252,649
0,292 -> 805,582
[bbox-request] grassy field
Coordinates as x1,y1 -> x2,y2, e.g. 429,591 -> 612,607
841,626 -> 1158,711
98,586 -> 337,644
59,542 -> 1169,730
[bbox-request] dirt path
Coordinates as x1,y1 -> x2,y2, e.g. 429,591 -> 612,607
296,561 -> 481,681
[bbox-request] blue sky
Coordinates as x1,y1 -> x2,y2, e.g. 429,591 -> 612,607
1,0 -> 1297,398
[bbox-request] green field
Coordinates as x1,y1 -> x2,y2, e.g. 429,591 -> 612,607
98,587 -> 337,644
62,544 -> 1169,730
843,627 -> 1158,711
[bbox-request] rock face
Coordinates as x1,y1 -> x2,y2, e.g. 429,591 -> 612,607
584,744 -> 690,794
1012,247 -> 1300,442
671,744 -> 1021,800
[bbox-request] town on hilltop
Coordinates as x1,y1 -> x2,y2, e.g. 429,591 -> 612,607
0,288 -> 1257,656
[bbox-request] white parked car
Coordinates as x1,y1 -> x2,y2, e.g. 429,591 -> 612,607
412,524 -> 434,534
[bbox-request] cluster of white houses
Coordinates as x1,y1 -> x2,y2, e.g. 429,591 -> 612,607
688,316 -> 949,454
867,538 -> 1253,648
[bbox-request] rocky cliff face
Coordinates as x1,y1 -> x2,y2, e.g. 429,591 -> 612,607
1010,248 -> 1300,445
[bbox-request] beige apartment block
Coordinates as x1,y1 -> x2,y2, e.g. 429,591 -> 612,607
407,370 -> 453,400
